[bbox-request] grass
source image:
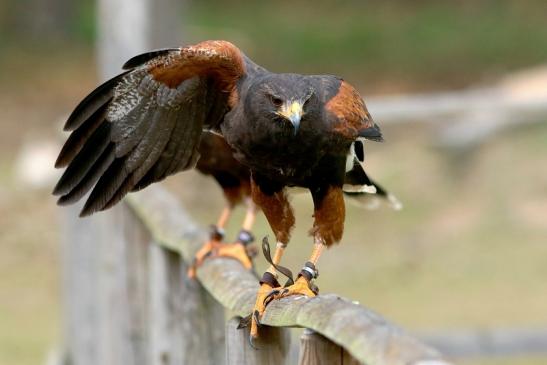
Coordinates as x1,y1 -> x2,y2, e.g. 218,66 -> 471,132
183,0 -> 547,91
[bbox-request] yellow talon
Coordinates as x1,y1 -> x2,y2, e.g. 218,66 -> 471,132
249,276 -> 316,343
188,240 -> 254,279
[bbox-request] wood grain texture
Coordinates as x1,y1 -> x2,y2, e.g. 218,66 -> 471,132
148,245 -> 224,365
126,185 -> 454,365
63,202 -> 225,365
298,329 -> 361,365
63,204 -> 150,365
225,317 -> 290,365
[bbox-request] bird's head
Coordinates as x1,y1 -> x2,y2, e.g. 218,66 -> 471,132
246,74 -> 316,135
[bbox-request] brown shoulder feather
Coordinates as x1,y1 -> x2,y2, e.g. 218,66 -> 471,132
149,40 -> 246,91
325,81 -> 382,141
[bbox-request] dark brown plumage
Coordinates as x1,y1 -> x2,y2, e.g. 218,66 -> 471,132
53,40 -> 397,342
196,131 -> 251,208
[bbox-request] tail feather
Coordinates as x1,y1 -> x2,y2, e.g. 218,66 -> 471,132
343,156 -> 402,210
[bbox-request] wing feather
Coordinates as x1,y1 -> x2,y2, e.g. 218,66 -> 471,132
80,157 -> 130,216
57,143 -> 116,206
325,80 -> 383,142
63,71 -> 130,131
122,48 -> 179,70
53,122 -> 111,196
55,102 -> 110,168
113,98 -> 155,157
54,40 -> 247,216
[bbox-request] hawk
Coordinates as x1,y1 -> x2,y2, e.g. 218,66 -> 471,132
53,40 -> 398,342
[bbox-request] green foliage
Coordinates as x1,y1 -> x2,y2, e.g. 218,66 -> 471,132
72,0 -> 96,42
3,0 -> 546,89
183,0 -> 547,89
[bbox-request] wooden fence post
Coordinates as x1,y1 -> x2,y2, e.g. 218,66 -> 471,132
298,329 -> 361,365
63,205 -> 152,365
148,245 -> 224,365
225,317 -> 291,365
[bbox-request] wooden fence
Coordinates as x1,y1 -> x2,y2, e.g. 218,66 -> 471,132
61,184 -> 452,365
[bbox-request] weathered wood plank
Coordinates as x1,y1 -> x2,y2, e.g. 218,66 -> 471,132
148,244 -> 225,365
298,329 -> 361,365
127,185 -> 453,365
420,328 -> 547,358
63,204 -> 151,365
225,317 -> 290,365
123,207 -> 152,365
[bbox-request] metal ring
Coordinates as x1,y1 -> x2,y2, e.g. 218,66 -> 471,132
237,230 -> 254,245
301,265 -> 317,279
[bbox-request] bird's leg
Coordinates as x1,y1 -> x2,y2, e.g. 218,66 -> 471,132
249,241 -> 287,342
247,178 -> 296,344
188,200 -> 259,278
273,184 -> 345,296
214,198 -> 257,269
264,240 -> 323,305
250,185 -> 344,342
187,206 -> 232,278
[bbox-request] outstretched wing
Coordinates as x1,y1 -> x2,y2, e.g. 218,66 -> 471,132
53,40 -> 247,216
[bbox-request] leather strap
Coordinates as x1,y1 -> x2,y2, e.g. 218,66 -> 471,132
261,237 -> 294,286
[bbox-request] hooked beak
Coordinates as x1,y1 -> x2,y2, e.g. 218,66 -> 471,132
278,101 -> 303,134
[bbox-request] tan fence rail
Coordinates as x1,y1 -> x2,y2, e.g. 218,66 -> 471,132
61,184 -> 452,365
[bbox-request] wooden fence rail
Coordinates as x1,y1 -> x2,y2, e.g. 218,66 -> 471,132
61,184 -> 453,365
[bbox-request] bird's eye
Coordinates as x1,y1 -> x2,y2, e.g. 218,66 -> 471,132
270,96 -> 283,107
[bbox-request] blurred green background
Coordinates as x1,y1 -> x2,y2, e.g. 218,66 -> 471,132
1,1 -> 546,364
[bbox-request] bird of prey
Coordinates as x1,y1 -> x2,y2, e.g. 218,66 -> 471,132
52,40 -> 396,342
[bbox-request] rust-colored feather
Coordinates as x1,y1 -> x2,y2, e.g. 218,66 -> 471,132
149,40 -> 246,91
325,81 -> 380,140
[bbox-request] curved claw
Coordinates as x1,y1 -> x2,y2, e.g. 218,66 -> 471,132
187,239 -> 219,278
252,310 -> 261,327
263,289 -> 281,306
249,333 -> 259,350
187,259 -> 198,279
249,309 -> 262,349
237,314 -> 252,329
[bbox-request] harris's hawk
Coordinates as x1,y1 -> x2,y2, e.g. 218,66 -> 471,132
53,40 -> 397,342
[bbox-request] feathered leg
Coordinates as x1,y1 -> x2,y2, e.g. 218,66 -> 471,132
211,198 -> 257,269
187,205 -> 233,278
248,176 -> 296,344
188,179 -> 259,278
252,185 -> 345,343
